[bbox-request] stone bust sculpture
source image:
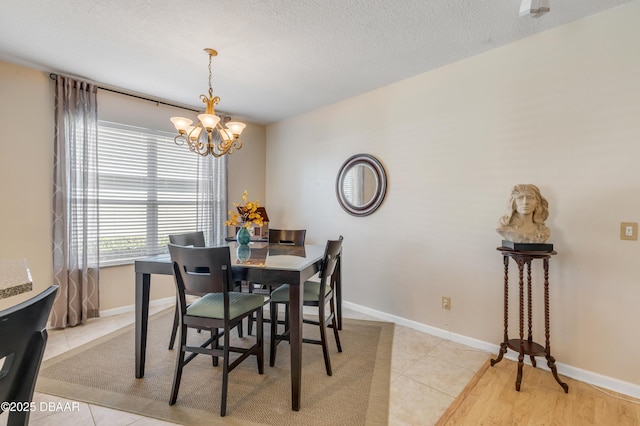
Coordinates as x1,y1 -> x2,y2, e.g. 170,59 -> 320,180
497,184 -> 550,243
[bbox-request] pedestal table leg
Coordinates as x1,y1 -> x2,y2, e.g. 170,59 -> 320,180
516,259 -> 525,391
491,255 -> 509,366
543,258 -> 569,393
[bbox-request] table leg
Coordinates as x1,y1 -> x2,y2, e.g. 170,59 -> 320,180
135,272 -> 151,378
289,278 -> 304,411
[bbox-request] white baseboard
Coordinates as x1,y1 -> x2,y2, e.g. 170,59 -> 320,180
343,301 -> 640,399
100,296 -> 174,317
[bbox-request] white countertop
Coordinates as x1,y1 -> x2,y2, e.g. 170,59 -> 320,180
0,258 -> 33,299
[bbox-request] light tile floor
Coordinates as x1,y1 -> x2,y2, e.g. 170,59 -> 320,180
1,303 -> 490,425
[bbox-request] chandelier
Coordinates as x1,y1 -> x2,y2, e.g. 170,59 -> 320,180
170,48 -> 246,157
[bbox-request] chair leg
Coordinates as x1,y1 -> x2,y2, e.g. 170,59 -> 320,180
318,306 -> 332,376
169,324 -> 187,405
330,297 -> 342,352
284,304 -> 289,331
233,281 -> 245,338
256,308 -> 264,374
213,328 -> 219,366
237,319 -> 244,338
211,328 -> 219,366
269,302 -> 278,367
168,302 -> 179,350
220,325 -> 231,416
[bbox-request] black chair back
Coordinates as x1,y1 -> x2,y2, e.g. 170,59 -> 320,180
268,229 -> 306,246
318,236 -> 343,283
168,243 -> 233,304
169,231 -> 205,247
0,285 -> 58,425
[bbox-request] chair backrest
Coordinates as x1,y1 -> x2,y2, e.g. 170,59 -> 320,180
168,244 -> 233,302
318,236 -> 343,284
169,231 -> 206,247
0,285 -> 58,409
268,228 -> 306,246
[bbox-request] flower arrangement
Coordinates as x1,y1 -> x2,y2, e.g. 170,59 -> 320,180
224,190 -> 264,228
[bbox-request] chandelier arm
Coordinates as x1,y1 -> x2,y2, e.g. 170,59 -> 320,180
214,138 -> 242,156
188,136 -> 207,156
215,121 -> 238,142
216,139 -> 230,155
188,123 -> 205,140
196,141 -> 209,156
208,135 -> 228,158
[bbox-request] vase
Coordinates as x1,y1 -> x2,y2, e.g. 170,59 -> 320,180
237,226 -> 251,246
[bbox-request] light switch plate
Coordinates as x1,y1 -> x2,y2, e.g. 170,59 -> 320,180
620,222 -> 638,240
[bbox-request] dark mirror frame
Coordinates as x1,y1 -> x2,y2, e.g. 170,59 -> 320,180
336,153 -> 387,216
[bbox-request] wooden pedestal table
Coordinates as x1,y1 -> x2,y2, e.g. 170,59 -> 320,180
490,247 -> 569,393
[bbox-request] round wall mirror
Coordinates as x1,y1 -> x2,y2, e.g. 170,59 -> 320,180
336,154 -> 387,216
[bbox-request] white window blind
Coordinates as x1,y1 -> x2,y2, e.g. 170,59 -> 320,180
97,121 -> 200,265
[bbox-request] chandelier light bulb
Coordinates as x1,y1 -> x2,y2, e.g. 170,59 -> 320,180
225,122 -> 246,137
187,126 -> 203,141
198,113 -> 221,130
220,128 -> 234,141
170,117 -> 193,133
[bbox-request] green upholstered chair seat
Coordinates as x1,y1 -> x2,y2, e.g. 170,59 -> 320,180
187,292 -> 266,320
269,282 -> 331,303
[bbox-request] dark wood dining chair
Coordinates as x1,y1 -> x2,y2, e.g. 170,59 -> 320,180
168,232 -> 205,347
246,228 -> 306,335
168,231 -> 244,347
169,231 -> 206,247
168,244 -> 265,416
0,285 -> 58,426
269,236 -> 343,376
268,228 -> 306,246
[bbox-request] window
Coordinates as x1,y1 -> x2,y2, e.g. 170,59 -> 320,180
97,121 -> 203,265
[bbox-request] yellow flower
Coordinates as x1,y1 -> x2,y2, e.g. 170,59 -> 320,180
225,190 -> 264,228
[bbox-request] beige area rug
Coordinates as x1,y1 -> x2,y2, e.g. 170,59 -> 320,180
37,309 -> 393,426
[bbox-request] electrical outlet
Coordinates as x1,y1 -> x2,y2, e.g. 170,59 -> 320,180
442,296 -> 451,310
620,222 -> 638,240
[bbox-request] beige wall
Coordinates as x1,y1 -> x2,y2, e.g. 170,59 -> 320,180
227,123 -> 267,238
266,2 -> 640,387
0,62 -> 54,311
0,61 -> 267,312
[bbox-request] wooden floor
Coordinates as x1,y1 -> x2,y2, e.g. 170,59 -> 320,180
437,358 -> 640,425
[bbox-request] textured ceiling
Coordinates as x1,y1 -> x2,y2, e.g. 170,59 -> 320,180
0,0 -> 633,124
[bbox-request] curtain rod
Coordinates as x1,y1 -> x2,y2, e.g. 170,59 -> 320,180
49,72 -> 201,113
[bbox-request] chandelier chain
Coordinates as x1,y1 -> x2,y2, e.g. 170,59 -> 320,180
208,53 -> 214,98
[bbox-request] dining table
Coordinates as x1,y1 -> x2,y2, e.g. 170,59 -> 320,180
133,241 -> 342,411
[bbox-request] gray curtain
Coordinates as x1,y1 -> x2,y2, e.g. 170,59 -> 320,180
51,76 -> 100,328
196,146 -> 227,247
